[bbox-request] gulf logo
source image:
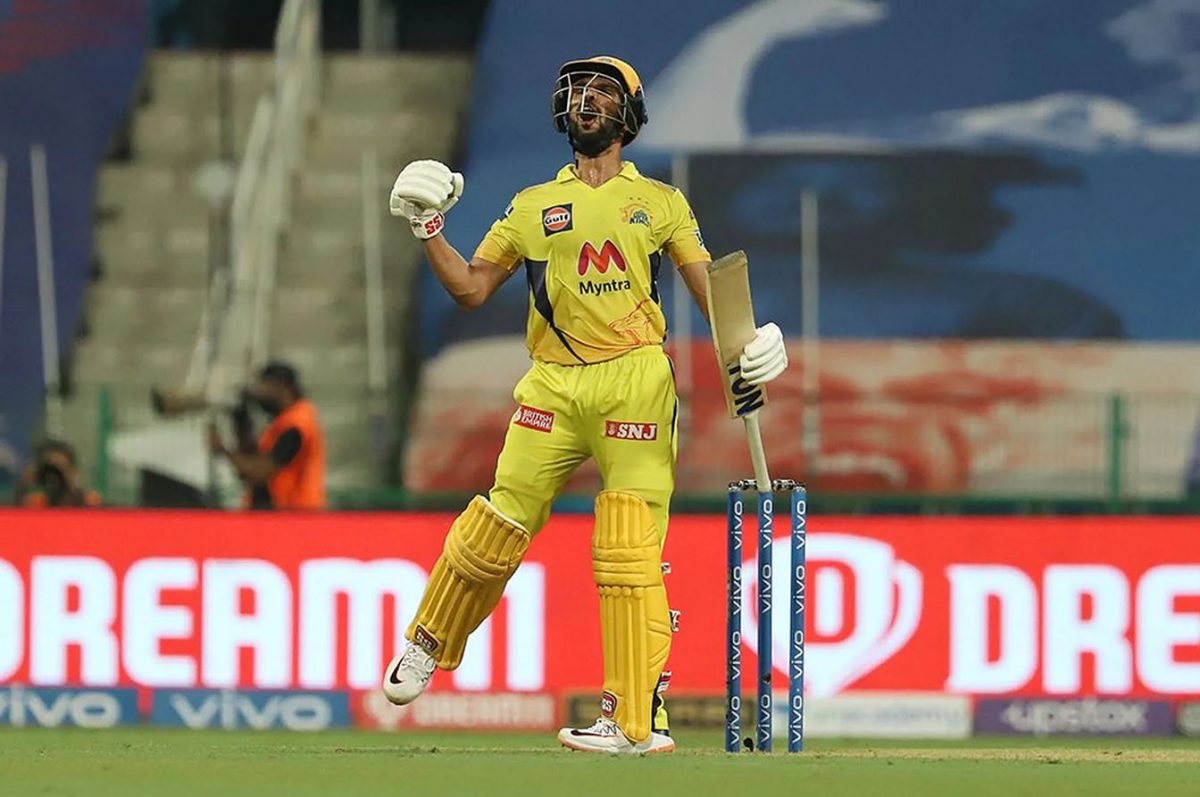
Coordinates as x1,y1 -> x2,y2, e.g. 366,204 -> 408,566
542,203 -> 573,236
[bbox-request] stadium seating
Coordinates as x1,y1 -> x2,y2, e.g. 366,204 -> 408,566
63,51 -> 472,497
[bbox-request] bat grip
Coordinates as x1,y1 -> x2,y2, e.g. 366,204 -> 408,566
742,411 -> 771,493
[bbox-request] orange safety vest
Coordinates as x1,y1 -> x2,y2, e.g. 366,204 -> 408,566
254,399 -> 326,510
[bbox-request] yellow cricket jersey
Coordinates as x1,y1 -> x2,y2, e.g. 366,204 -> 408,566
473,161 -> 710,365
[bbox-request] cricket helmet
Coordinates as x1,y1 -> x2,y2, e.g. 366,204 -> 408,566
552,55 -> 648,146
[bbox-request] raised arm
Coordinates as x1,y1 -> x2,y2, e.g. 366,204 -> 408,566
421,236 -> 514,309
389,159 -> 517,309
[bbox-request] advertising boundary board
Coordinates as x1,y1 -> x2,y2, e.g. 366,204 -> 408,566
1,511 -> 1198,702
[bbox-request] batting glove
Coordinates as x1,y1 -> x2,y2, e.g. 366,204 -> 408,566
740,322 -> 788,386
389,160 -> 465,240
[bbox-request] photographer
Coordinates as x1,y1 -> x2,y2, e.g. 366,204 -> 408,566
208,361 -> 327,511
14,439 -> 102,508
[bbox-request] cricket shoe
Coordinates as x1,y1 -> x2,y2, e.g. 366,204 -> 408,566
558,718 -> 676,754
381,643 -> 436,705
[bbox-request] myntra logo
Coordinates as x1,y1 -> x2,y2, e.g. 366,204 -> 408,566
578,241 -> 627,276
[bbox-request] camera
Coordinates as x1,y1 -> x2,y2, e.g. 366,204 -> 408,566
28,440 -> 82,507
150,386 -> 257,448
35,460 -> 68,501
231,388 -> 256,447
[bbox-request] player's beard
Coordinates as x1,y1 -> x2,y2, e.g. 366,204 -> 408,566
568,114 -> 623,158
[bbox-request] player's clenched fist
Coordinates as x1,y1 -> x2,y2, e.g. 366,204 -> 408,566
389,159 -> 465,240
739,322 -> 788,386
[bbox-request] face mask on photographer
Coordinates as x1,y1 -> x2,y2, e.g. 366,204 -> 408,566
255,395 -> 283,416
252,365 -> 300,419
37,462 -> 68,504
32,443 -> 79,507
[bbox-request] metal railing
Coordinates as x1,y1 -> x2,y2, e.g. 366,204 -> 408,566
184,0 -> 321,406
12,377 -> 1197,513
400,387 -> 1200,507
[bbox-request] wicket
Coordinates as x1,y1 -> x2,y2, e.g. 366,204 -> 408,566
725,478 -> 807,753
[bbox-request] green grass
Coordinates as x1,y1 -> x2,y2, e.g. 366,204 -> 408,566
2,728 -> 1198,797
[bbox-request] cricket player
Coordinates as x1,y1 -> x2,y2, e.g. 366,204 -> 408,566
382,55 -> 787,753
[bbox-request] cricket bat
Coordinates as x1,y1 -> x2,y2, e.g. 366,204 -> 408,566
706,251 -> 771,492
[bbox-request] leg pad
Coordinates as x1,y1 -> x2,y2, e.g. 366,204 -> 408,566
592,491 -> 672,743
407,495 -> 530,669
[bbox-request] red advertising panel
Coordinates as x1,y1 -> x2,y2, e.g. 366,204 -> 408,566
1,511 -> 1198,699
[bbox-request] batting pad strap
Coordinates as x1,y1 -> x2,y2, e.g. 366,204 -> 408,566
407,495 -> 530,669
444,504 -> 528,581
592,491 -> 664,588
593,491 -> 672,743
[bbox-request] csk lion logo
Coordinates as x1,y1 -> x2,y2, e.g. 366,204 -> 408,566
608,299 -> 662,344
620,202 -> 652,227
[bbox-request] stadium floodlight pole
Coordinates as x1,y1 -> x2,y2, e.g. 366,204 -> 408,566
0,155 -> 6,333
800,189 -> 820,478
193,156 -> 237,508
360,0 -> 381,53
362,148 -> 391,460
31,143 -> 63,436
362,148 -> 387,397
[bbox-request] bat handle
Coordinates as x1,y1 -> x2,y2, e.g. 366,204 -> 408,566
742,411 -> 771,493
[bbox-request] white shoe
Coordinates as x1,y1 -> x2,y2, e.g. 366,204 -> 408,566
558,717 -> 676,754
381,643 -> 436,705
